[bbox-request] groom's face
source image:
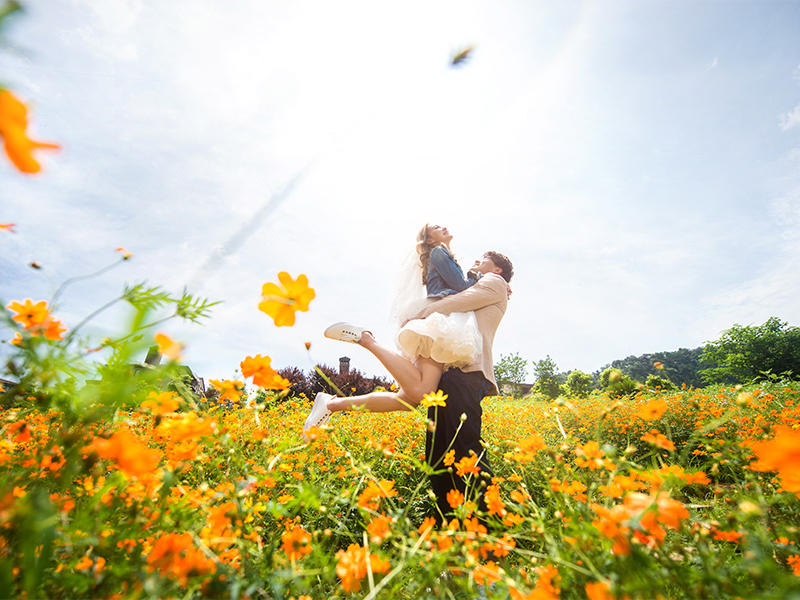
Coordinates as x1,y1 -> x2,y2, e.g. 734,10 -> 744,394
474,254 -> 501,275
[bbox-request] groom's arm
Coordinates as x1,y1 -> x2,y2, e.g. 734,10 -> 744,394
414,273 -> 507,318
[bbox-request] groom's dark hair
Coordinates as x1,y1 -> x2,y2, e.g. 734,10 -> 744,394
485,251 -> 513,282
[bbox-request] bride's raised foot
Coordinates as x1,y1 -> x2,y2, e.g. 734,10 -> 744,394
302,392 -> 334,441
324,322 -> 372,345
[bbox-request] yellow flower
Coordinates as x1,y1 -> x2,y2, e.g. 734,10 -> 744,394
258,272 -> 315,327
420,390 -> 447,408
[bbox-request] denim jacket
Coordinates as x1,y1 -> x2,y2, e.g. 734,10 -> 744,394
426,246 -> 478,298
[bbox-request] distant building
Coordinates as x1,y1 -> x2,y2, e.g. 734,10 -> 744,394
339,356 -> 350,375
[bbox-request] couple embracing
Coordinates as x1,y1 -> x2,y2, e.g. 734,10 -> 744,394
304,224 -> 513,523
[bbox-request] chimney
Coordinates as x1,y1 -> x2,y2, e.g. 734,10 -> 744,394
144,345 -> 162,366
339,356 -> 350,375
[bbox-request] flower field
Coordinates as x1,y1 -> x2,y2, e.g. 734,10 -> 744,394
1,340 -> 799,599
1,268 -> 799,599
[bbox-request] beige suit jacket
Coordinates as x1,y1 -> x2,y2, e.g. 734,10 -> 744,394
414,272 -> 509,394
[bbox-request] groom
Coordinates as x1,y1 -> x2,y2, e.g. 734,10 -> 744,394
412,250 -> 513,523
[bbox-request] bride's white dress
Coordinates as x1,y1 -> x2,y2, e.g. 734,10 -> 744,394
395,302 -> 482,369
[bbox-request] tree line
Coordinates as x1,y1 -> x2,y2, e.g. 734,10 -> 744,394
494,317 -> 800,398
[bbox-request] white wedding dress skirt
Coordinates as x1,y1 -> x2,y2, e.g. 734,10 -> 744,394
396,310 -> 482,369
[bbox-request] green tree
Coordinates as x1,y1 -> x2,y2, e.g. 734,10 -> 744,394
607,347 -> 704,388
645,373 -> 675,390
565,370 -> 593,396
532,355 -> 562,399
600,367 -> 638,397
700,317 -> 800,384
493,352 -> 528,385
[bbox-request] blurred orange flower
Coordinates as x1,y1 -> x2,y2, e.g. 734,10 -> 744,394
5,298 -> 66,340
473,561 -> 502,586
446,488 -> 465,508
357,479 -> 397,510
258,272 -> 315,327
0,89 -> 60,174
155,333 -> 183,362
281,524 -> 312,560
6,298 -> 50,329
240,354 -> 290,390
141,391 -> 180,415
147,532 -> 215,585
641,429 -> 675,451
636,399 -> 668,421
335,543 -> 390,593
85,428 -> 162,477
0,223 -> 15,233
367,513 -> 392,543
209,379 -> 244,403
747,425 -> 800,493
788,554 -> 800,576
156,412 -> 216,442
454,455 -> 481,477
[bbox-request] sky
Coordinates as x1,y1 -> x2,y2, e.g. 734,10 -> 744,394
1,0 -> 799,385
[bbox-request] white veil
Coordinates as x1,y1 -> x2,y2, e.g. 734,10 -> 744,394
388,249 -> 429,330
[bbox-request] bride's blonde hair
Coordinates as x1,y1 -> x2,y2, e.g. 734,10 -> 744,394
416,224 -> 438,286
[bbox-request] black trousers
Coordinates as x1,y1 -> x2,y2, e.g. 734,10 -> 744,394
425,368 -> 494,523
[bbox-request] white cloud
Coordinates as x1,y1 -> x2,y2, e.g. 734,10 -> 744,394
780,103 -> 800,131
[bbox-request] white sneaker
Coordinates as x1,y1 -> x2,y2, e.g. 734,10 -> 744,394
303,392 -> 333,441
324,322 -> 369,344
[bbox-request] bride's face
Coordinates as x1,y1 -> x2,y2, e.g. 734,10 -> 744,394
427,224 -> 453,245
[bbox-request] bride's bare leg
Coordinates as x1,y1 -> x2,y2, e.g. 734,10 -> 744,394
358,332 -> 441,400
328,358 -> 442,413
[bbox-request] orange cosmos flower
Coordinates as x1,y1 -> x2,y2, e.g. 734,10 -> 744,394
156,412 -> 216,442
147,532 -> 215,585
446,488 -> 465,508
585,581 -> 630,600
443,449 -> 455,466
367,513 -> 392,543
209,379 -> 244,403
636,398 -> 668,421
115,247 -> 132,260
747,425 -> 800,493
712,528 -> 742,543
357,479 -> 398,510
335,543 -> 390,593
258,272 -> 315,327
484,484 -> 506,516
0,223 -> 15,233
641,429 -> 675,451
0,89 -> 60,174
240,354 -> 290,390
281,524 -> 312,560
141,391 -> 180,415
5,298 -> 66,340
787,555 -> 800,576
454,455 -> 481,477
653,361 -> 664,370
473,561 -> 502,586
155,333 -> 183,361
84,427 -> 162,477
40,317 -> 66,340
6,298 -> 50,329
